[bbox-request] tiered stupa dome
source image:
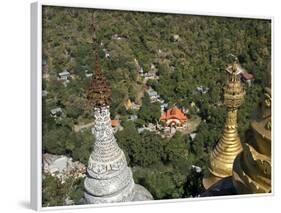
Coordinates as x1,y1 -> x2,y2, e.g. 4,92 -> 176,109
203,60 -> 245,189
233,85 -> 271,193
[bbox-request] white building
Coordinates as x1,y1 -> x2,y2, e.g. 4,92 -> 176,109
137,127 -> 145,134
58,70 -> 70,81
196,86 -> 209,94
43,153 -> 86,184
129,114 -> 138,121
191,165 -> 202,173
147,88 -> 160,102
50,107 -> 63,117
190,133 -> 197,141
161,103 -> 168,111
84,69 -> 93,78
172,34 -> 180,42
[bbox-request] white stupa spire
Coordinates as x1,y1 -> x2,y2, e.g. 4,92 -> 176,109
84,15 -> 152,203
84,106 -> 136,203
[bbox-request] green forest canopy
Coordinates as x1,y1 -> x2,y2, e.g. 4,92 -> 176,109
42,6 -> 271,206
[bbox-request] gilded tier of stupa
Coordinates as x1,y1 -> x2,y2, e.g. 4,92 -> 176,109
83,14 -> 153,204
203,59 -> 246,189
233,78 -> 272,193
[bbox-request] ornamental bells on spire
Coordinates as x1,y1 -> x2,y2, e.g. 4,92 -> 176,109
87,14 -> 111,108
87,53 -> 112,108
224,56 -> 246,109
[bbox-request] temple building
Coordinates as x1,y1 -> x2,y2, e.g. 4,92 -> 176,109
83,15 -> 153,204
160,106 -> 188,127
203,59 -> 246,189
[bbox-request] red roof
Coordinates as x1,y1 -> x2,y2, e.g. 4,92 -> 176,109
241,72 -> 253,80
160,107 -> 187,123
111,120 -> 119,127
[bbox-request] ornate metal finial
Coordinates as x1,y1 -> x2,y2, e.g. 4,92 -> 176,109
87,12 -> 112,108
224,56 -> 246,109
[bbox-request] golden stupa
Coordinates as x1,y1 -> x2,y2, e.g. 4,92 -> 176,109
232,83 -> 272,194
203,59 -> 246,189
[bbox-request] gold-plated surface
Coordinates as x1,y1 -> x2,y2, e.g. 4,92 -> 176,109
233,86 -> 272,194
203,60 -> 245,189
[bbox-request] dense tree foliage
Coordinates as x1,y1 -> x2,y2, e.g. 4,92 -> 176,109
138,93 -> 161,124
42,6 -> 271,204
42,175 -> 84,207
117,124 -> 206,199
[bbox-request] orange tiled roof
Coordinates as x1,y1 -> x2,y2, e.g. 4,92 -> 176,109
160,107 -> 187,122
111,120 -> 119,127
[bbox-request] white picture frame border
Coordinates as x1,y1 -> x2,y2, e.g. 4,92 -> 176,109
31,0 -> 274,211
